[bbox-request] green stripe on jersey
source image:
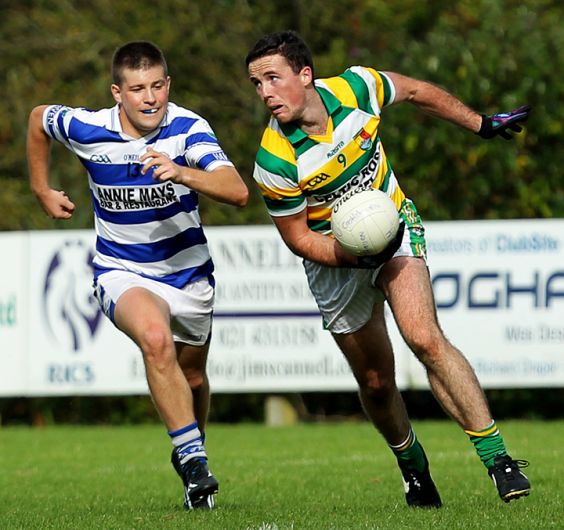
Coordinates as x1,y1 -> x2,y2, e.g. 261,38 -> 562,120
332,105 -> 355,129
381,73 -> 393,106
399,199 -> 426,257
256,146 -> 298,184
316,85 -> 357,128
264,195 -> 305,213
307,219 -> 332,232
294,137 -> 320,158
340,70 -> 374,114
380,164 -> 393,193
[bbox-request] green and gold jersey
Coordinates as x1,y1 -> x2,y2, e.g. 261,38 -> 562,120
253,66 -> 407,234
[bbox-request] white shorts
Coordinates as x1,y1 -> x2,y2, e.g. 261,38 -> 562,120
305,199 -> 427,334
94,270 -> 214,346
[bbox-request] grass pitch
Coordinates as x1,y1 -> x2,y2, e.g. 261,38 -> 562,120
1,420 -> 562,529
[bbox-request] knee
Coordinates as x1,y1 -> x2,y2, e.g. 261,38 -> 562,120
185,371 -> 207,392
358,369 -> 397,401
406,328 -> 447,366
139,325 -> 174,369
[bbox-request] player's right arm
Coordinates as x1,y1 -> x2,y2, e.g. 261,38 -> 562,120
271,209 -> 358,267
255,122 -> 362,267
27,105 -> 75,219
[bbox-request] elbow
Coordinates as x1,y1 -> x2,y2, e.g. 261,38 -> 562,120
233,186 -> 249,208
29,105 -> 48,125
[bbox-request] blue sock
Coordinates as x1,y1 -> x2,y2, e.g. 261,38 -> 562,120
168,421 -> 207,465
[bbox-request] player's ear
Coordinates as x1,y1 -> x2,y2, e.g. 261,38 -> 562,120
300,66 -> 313,87
111,83 -> 122,104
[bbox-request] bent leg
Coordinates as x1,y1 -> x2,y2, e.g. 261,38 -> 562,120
333,305 -> 442,507
114,287 -> 194,431
377,257 -> 492,431
332,303 -> 410,446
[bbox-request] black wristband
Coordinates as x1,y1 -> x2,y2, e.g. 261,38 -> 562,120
477,114 -> 494,139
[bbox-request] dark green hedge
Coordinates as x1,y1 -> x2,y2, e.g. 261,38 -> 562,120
2,389 -> 562,426
2,0 -> 563,230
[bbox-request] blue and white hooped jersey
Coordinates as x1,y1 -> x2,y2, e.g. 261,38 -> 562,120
43,102 -> 234,288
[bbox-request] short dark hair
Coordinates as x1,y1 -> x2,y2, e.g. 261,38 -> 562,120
111,41 -> 168,85
245,30 -> 314,77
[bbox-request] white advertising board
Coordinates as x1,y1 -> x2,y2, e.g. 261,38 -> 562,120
25,231 -> 146,396
408,219 -> 564,388
201,220 -> 564,391
207,226 -> 380,392
0,232 -> 28,396
208,316 -> 355,392
0,219 -> 562,396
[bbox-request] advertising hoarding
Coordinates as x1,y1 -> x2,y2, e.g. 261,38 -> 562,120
411,219 -> 564,388
25,231 -> 146,396
1,220 -> 562,395
0,233 -> 28,396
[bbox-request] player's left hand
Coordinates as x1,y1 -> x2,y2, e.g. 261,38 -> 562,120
140,147 -> 184,183
355,222 -> 406,269
477,105 -> 532,140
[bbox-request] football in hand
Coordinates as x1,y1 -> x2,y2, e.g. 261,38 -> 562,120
331,189 -> 400,256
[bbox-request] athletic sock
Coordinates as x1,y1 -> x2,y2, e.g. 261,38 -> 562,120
389,427 -> 427,473
464,420 -> 507,469
169,421 -> 207,465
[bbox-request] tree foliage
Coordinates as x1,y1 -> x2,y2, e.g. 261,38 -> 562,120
1,0 -> 562,230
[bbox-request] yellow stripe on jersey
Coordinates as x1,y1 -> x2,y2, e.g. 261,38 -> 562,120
256,180 -> 303,200
390,186 -> 406,209
362,67 -> 387,109
371,156 -> 388,190
322,76 -> 358,108
300,115 -> 381,192
307,204 -> 333,221
261,126 -> 296,166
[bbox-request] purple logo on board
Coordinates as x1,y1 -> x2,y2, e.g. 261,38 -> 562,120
43,240 -> 103,352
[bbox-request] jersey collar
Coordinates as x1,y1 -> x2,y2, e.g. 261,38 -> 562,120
279,84 -> 342,146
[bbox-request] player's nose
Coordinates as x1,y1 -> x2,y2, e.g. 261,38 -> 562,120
144,88 -> 157,103
259,84 -> 273,101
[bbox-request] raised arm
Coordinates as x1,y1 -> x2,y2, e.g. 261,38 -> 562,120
140,147 -> 249,207
384,71 -> 531,139
27,105 -> 76,219
177,165 -> 249,207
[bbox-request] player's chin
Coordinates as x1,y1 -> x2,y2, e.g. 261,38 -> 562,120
144,116 -> 162,128
271,108 -> 291,122
139,111 -> 163,126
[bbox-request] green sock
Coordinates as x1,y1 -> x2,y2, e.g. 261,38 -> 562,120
390,428 -> 427,473
465,421 -> 507,469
